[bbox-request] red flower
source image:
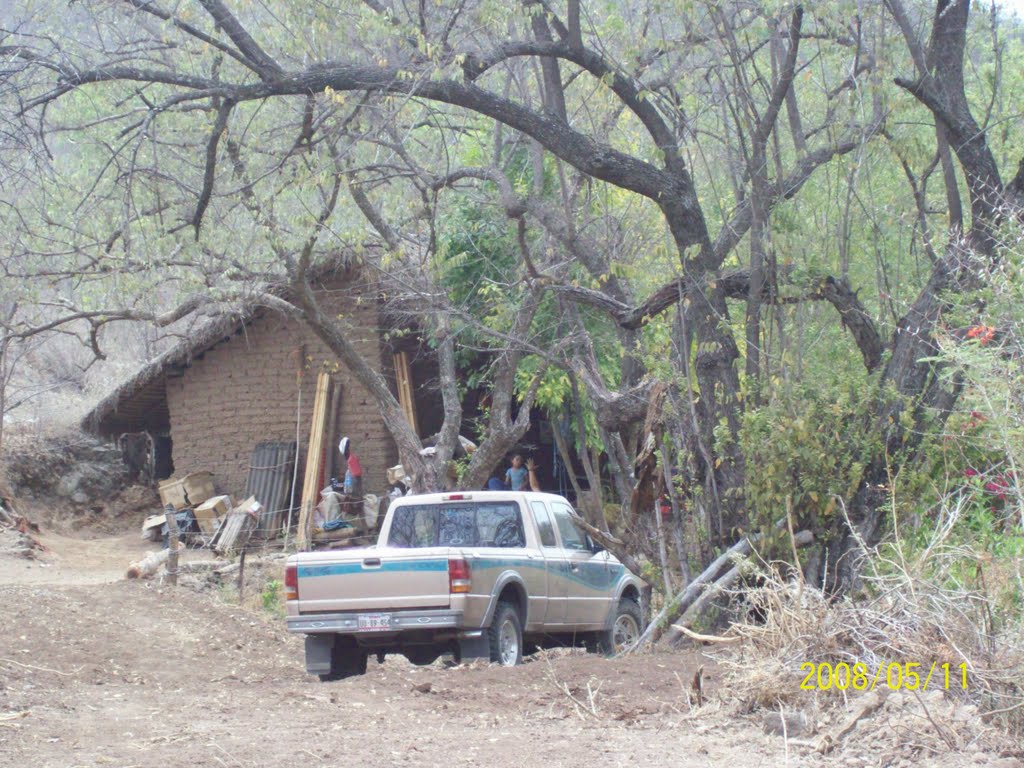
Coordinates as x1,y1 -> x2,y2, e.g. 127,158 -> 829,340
966,325 -> 995,345
964,468 -> 980,477
984,475 -> 1010,501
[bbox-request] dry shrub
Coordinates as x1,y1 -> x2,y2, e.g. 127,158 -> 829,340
723,508 -> 1024,742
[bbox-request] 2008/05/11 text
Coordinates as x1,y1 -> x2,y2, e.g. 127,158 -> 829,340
799,662 -> 968,692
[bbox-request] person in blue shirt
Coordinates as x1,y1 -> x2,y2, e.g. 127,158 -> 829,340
505,455 -> 541,491
505,455 -> 528,490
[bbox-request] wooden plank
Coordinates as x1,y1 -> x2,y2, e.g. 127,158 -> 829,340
297,372 -> 332,550
213,498 -> 261,554
212,510 -> 257,555
393,351 -> 419,434
323,380 -> 342,482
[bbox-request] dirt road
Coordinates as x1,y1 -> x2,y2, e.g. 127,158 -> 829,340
0,533 -> 1019,768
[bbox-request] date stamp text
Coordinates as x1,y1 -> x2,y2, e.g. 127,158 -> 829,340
799,662 -> 969,692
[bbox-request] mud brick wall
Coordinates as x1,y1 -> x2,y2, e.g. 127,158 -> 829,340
165,285 -> 399,502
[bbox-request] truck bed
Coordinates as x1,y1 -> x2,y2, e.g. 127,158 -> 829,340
291,546 -> 454,613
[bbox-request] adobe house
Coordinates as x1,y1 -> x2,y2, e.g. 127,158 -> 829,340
82,268 -> 443,503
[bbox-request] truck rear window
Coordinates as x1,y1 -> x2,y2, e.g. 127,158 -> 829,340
388,502 -> 526,548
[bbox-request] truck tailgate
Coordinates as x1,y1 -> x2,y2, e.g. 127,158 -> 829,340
295,547 -> 452,613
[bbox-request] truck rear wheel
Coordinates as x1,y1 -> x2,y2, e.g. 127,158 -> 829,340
319,637 -> 368,681
487,601 -> 523,666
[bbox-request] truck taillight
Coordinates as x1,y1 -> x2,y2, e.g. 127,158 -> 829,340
448,558 -> 471,594
285,564 -> 298,601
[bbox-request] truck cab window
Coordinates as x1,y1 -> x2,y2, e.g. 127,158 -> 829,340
551,505 -> 586,551
388,506 -> 438,547
439,507 -> 475,546
476,505 -> 525,547
530,501 -> 557,547
387,502 -> 524,548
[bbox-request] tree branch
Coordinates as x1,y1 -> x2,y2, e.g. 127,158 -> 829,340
751,7 -> 803,153
195,0 -> 283,81
123,0 -> 265,77
190,99 -> 235,237
550,268 -> 882,371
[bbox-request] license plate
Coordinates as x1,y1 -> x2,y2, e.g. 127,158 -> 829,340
357,613 -> 392,631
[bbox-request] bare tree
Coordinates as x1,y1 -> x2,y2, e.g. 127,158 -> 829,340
1,0 -> 1020,591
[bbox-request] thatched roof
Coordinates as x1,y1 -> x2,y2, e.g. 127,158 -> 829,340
81,308 -> 257,437
80,255 -> 418,438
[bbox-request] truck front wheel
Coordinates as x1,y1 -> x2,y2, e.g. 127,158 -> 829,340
596,598 -> 643,656
319,637 -> 368,681
487,601 -> 523,666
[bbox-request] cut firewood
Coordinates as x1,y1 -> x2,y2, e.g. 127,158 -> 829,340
126,543 -> 183,579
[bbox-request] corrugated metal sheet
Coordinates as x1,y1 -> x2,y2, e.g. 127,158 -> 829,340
245,441 -> 296,539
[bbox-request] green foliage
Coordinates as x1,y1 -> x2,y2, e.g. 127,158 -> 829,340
739,379 -> 881,541
261,579 -> 284,617
875,224 -> 1024,630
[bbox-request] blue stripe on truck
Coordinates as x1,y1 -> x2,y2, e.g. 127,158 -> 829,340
298,557 -> 627,591
298,560 -> 449,578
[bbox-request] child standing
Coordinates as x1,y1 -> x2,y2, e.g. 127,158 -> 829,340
505,455 -> 528,491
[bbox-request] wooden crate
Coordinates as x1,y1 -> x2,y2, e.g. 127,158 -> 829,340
212,496 -> 261,554
158,472 -> 216,510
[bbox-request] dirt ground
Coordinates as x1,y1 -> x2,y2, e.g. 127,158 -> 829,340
1,529 -> 1021,768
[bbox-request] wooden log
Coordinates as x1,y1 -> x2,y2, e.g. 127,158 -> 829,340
668,529 -> 816,644
174,560 -> 224,574
177,554 -> 287,576
632,526 -> 814,649
671,625 -> 741,644
631,535 -> 754,649
126,543 -> 183,580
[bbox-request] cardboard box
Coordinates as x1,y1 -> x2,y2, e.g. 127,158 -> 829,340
141,513 -> 166,541
158,472 -> 216,510
193,494 -> 232,535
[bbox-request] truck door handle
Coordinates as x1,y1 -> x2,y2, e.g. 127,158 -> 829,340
570,563 -> 579,572
362,558 -> 382,568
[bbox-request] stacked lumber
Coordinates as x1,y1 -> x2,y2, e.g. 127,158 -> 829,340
211,497 -> 261,555
297,372 -> 332,550
393,351 -> 419,433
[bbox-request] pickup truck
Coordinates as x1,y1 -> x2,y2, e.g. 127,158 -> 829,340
284,490 -> 646,680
